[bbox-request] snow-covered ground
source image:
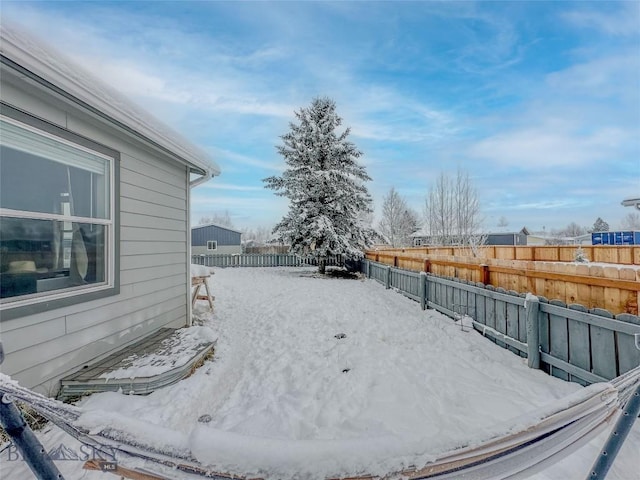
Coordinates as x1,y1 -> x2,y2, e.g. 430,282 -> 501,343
2,267 -> 638,479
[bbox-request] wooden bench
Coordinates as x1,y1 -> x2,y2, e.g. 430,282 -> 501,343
191,275 -> 214,311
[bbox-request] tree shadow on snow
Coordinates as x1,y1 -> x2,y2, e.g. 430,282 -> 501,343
297,268 -> 361,280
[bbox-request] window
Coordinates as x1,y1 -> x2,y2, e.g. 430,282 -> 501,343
414,238 -> 423,246
207,240 -> 217,251
0,110 -> 117,313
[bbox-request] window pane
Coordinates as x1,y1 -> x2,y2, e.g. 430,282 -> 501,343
0,217 -> 106,300
0,118 -> 109,175
0,119 -> 110,219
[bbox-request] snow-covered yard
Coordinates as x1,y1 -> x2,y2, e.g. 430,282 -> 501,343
2,266 -> 638,479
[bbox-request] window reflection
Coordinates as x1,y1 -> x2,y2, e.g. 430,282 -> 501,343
0,218 -> 106,299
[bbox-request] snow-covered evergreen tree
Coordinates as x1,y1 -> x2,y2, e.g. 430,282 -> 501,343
264,97 -> 373,273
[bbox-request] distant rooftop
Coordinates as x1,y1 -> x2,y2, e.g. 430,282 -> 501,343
621,197 -> 640,210
192,223 -> 243,235
0,24 -> 220,179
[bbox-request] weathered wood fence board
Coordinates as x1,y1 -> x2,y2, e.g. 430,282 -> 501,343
567,304 -> 590,386
548,299 -> 570,381
192,254 -> 343,268
590,308 -> 617,380
618,314 -> 640,373
366,250 -> 640,315
361,259 -> 640,386
374,245 -> 640,265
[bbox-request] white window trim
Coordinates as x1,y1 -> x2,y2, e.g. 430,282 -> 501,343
207,240 -> 218,251
0,115 -> 116,310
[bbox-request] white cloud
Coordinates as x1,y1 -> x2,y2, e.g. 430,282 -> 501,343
561,3 -> 640,37
210,148 -> 283,172
545,51 -> 640,100
469,125 -> 629,168
199,182 -> 265,192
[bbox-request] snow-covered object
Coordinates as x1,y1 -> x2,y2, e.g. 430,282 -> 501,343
2,268 -> 638,480
264,98 -> 373,262
70,268 -> 635,479
191,263 -> 212,278
0,24 -> 220,178
100,326 -> 217,380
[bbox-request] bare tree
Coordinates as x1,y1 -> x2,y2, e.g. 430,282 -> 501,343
453,169 -> 483,244
424,172 -> 454,245
620,212 -> 640,230
562,222 -> 587,237
548,222 -> 587,244
378,187 -> 419,247
424,169 -> 483,246
241,226 -> 275,246
497,216 -> 509,228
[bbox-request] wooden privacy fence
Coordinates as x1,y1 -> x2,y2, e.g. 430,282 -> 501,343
375,245 -> 640,265
366,251 -> 640,315
363,259 -> 640,385
192,253 -> 344,268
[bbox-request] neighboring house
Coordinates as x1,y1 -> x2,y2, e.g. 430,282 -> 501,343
410,227 -> 533,247
0,26 -> 220,394
485,227 -> 530,246
575,233 -> 594,245
410,227 -> 432,246
525,233 -> 548,246
191,223 -> 242,255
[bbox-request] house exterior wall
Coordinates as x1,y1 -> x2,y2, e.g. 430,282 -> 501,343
191,225 -> 242,255
0,68 -> 190,394
526,235 -> 547,246
192,245 -> 242,255
485,233 -> 528,246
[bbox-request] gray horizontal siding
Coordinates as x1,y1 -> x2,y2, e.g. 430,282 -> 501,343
5,293 -> 186,373
121,241 -> 186,256
1,316 -> 66,353
121,252 -> 186,270
6,306 -> 185,390
120,183 -> 186,211
120,167 -> 185,200
121,197 -> 186,220
1,79 -> 191,394
192,245 -> 242,255
120,212 -> 185,231
120,264 -> 186,286
121,226 -> 186,243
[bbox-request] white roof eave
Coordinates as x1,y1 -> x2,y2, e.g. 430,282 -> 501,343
0,24 -> 220,179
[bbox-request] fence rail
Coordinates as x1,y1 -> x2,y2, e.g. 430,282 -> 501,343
192,253 -> 344,268
362,259 -> 640,386
366,251 -> 640,315
374,245 -> 640,265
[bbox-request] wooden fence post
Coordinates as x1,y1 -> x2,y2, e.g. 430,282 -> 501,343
420,272 -> 427,310
385,266 -> 391,289
424,259 -> 431,273
480,264 -> 490,285
526,295 -> 541,369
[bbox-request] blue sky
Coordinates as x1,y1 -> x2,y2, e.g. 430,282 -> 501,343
3,1 -> 639,233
